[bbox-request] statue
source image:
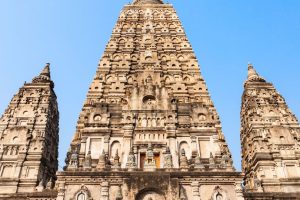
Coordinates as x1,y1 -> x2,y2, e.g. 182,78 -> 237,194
144,143 -> 156,171
112,149 -> 121,170
209,152 -> 216,169
194,154 -> 204,169
179,149 -> 189,170
68,150 -> 79,169
163,147 -> 173,168
97,150 -> 107,169
83,151 -> 92,169
126,147 -> 137,170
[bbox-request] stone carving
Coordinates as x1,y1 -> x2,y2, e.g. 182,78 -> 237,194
180,186 -> 187,200
116,185 -> 123,200
194,154 -> 204,169
136,190 -> 166,200
112,149 -> 121,170
84,151 -> 92,169
36,179 -> 45,192
254,176 -> 263,192
101,181 -> 109,200
241,64 -> 300,193
163,147 -> 173,168
144,143 -> 156,171
74,185 -> 92,200
179,149 -> 189,170
191,181 -> 200,197
211,186 -> 228,200
9,0 -> 300,199
126,148 -> 137,170
97,150 -> 107,169
68,150 -> 79,169
209,153 -> 216,168
0,64 -> 59,195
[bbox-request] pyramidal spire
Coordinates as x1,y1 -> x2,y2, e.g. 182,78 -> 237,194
40,63 -> 51,78
133,0 -> 163,5
32,63 -> 52,84
247,63 -> 265,82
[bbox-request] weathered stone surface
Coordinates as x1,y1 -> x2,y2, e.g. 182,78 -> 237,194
56,0 -> 241,199
241,64 -> 300,197
1,0 -> 299,200
0,63 -> 59,196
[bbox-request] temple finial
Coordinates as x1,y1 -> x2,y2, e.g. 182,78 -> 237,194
41,63 -> 51,78
32,63 -> 52,83
247,63 -> 265,82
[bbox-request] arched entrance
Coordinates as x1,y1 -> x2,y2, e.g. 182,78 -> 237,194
136,188 -> 166,200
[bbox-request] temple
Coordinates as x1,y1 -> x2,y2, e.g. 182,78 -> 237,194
0,0 -> 299,199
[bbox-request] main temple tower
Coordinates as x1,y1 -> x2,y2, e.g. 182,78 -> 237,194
56,0 -> 243,200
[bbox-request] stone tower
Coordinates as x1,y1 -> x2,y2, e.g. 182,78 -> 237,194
56,0 -> 244,200
0,64 -> 59,195
241,64 -> 300,196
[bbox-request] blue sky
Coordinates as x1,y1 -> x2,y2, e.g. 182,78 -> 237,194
0,0 -> 299,171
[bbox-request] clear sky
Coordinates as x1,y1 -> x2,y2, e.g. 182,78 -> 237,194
0,0 -> 299,171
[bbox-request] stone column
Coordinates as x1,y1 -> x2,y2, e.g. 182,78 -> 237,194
0,144 -> 3,160
56,182 -> 66,200
123,124 -> 134,168
191,136 -> 198,158
101,181 -> 109,200
235,181 -> 244,200
191,181 -> 200,198
104,135 -> 110,154
79,137 -> 87,166
167,124 -> 178,168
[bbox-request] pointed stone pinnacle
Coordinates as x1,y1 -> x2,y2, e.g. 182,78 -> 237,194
247,63 -> 265,82
32,63 -> 52,83
41,63 -> 51,78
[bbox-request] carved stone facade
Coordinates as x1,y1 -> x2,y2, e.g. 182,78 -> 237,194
0,0 -> 300,200
0,64 -> 59,198
55,0 -> 243,199
241,64 -> 300,198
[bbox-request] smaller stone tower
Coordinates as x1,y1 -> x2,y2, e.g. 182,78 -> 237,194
241,64 -> 300,194
0,64 -> 59,194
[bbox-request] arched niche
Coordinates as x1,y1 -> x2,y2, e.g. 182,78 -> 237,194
136,188 -> 166,200
179,141 -> 190,159
73,185 -> 91,200
211,186 -> 228,200
110,141 -> 121,159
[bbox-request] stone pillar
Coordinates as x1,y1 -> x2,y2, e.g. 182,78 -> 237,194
167,125 -> 178,168
133,146 -> 138,166
191,181 -> 200,198
104,135 -> 110,154
79,137 -> 87,166
123,125 -> 134,168
191,136 -> 198,158
14,162 -> 22,179
0,144 -> 3,160
15,145 -> 27,179
101,181 -> 109,200
131,84 -> 138,110
235,181 -> 244,200
56,182 -> 66,200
